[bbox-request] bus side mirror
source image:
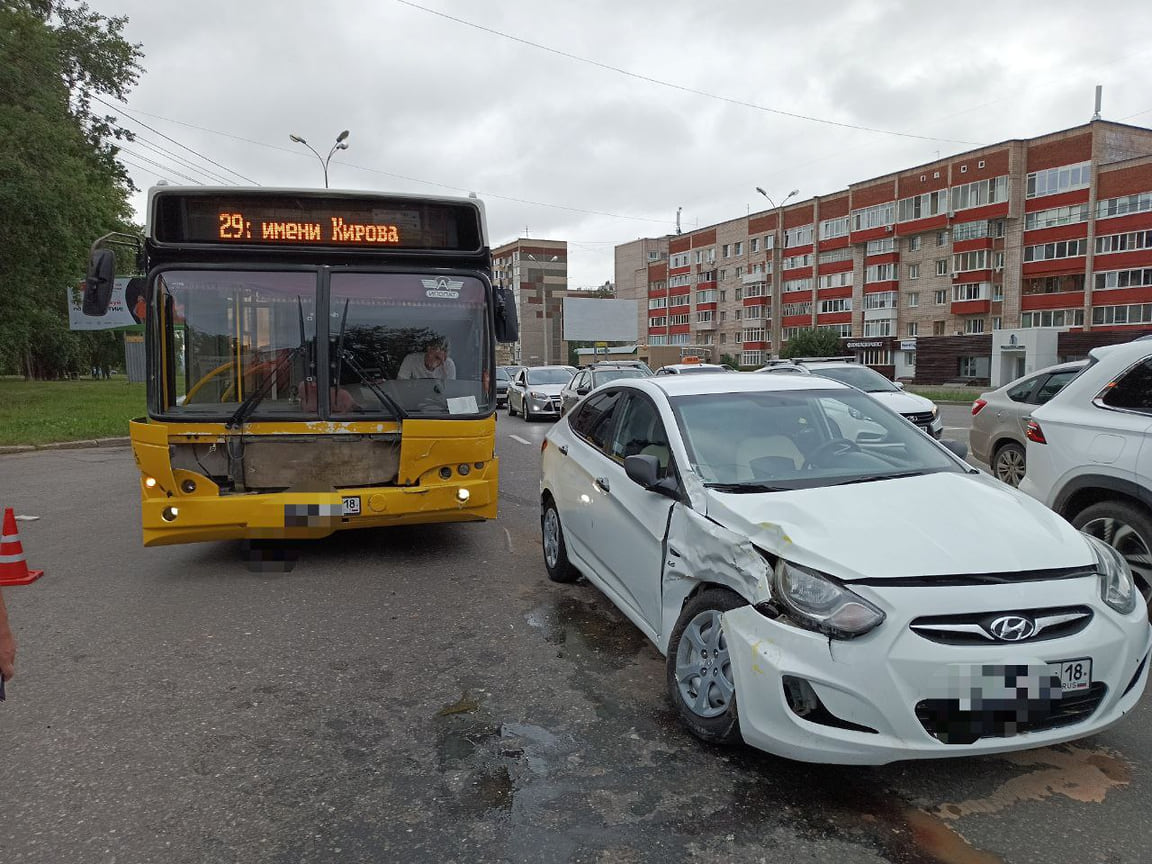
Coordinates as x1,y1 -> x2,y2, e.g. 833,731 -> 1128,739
83,249 -> 117,316
494,286 -> 519,343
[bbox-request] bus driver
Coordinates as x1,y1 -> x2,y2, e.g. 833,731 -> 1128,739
397,337 -> 456,381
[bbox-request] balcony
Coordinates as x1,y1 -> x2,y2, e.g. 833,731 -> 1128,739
863,306 -> 898,321
742,273 -> 769,285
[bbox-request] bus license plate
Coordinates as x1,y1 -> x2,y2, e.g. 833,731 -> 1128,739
1056,658 -> 1091,692
341,496 -> 361,516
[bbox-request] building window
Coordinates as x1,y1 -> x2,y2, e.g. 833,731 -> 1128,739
783,301 -> 813,316
866,238 -> 896,255
736,241 -> 744,255
781,278 -> 812,293
783,253 -> 814,269
697,310 -> 714,323
734,308 -> 743,320
935,259 -> 948,276
696,289 -> 717,303
933,320 -> 946,335
953,249 -> 989,272
864,320 -> 892,337
784,224 -> 814,248
963,317 -> 986,334
819,216 -> 850,240
649,316 -> 667,327
908,263 -> 920,280
719,290 -> 726,301
818,323 -> 853,337
1091,303 -> 1152,326
745,282 -> 768,298
818,247 -> 853,264
935,289 -> 948,305
819,272 -> 853,289
719,333 -> 726,344
850,202 -> 896,231
1024,238 -> 1088,262
1024,274 -> 1086,295
993,284 -> 1004,301
992,317 -> 1002,330
1022,308 -> 1086,328
648,296 -> 667,309
903,351 -> 916,367
1026,161 -> 1091,198
750,238 -> 759,253
763,235 -> 775,251
742,351 -> 764,367
951,175 -> 1010,210
860,349 -> 892,365
936,231 -> 949,247
953,283 -> 988,302
908,236 -> 922,252
649,335 -> 667,345
952,220 -> 992,242
959,356 -> 991,378
1024,203 -> 1091,231
735,266 -> 744,278
1095,268 -> 1152,291
1096,230 -> 1152,255
742,328 -> 766,343
897,189 -> 949,223
865,263 -> 896,282
907,292 -> 919,307
1096,191 -> 1152,220
820,297 -> 852,314
669,313 -> 690,325
906,322 -> 918,336
735,287 -> 742,300
862,292 -> 896,310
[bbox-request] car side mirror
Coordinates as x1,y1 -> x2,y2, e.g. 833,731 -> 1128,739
576,387 -> 589,396
940,439 -> 968,460
624,455 -> 679,500
83,249 -> 117,316
493,286 -> 519,343
894,381 -> 905,390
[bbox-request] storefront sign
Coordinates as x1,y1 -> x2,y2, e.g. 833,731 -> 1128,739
845,340 -> 885,349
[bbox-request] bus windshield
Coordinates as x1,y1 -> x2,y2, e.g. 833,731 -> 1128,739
157,270 -> 491,419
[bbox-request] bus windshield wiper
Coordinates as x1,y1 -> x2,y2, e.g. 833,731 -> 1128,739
704,481 -> 795,493
335,350 -> 407,419
226,343 -> 306,429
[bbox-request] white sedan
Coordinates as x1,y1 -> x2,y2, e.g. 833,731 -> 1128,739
539,374 -> 1150,764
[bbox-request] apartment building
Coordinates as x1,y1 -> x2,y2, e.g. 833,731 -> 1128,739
615,120 -> 1152,384
492,238 -> 569,366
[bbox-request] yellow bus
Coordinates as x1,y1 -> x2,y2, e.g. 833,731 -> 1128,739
84,187 -> 518,546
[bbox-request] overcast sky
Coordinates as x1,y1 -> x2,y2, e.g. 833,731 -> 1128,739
98,0 -> 1152,288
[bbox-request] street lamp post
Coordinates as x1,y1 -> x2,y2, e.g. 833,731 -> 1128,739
755,187 -> 799,359
289,130 -> 350,188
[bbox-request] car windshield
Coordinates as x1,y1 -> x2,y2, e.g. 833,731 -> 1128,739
670,388 -> 963,490
496,368 -> 511,382
808,365 -> 898,392
527,368 -> 575,385
592,369 -> 647,385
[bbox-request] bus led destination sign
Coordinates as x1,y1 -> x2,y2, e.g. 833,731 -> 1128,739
218,212 -> 402,245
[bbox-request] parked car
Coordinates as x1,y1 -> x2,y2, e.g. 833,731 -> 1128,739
1019,339 -> 1152,610
970,361 -> 1089,486
795,360 -> 944,438
753,363 -> 811,375
586,359 -> 653,375
539,373 -> 1149,764
495,366 -> 515,407
560,364 -> 651,416
507,365 -> 577,420
654,363 -> 732,375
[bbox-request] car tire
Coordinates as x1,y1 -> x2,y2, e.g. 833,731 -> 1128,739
992,442 -> 1027,487
541,496 -> 580,583
1072,500 -> 1152,616
508,397 -> 517,417
524,401 -> 534,422
666,587 -> 745,746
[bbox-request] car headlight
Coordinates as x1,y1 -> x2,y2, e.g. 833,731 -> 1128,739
1084,533 -> 1138,615
772,559 -> 885,639
529,390 -> 549,400
930,405 -> 939,419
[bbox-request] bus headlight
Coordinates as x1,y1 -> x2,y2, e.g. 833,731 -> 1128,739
456,488 -> 470,503
144,476 -> 157,488
161,506 -> 180,522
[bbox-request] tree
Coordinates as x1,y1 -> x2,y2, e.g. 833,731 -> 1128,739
719,353 -> 740,369
0,1 -> 144,378
780,328 -> 846,360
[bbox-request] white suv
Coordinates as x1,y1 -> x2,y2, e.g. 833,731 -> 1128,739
1020,338 -> 1152,604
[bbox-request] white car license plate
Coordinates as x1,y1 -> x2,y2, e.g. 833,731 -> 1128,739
1055,657 -> 1092,692
341,495 -> 361,516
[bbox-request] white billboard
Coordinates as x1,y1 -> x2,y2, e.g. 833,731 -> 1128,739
562,298 -> 638,342
67,277 -> 143,330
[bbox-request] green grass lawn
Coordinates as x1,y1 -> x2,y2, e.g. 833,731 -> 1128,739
907,387 -> 983,403
0,378 -> 146,446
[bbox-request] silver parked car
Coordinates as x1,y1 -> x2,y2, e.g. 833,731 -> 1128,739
507,365 -> 578,420
970,360 -> 1088,486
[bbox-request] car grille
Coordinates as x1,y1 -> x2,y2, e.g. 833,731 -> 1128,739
909,606 -> 1093,646
915,683 -> 1107,744
902,411 -> 936,427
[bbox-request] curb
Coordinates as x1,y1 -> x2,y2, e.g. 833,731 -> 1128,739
0,437 -> 131,455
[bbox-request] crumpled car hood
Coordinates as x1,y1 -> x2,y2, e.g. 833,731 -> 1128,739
703,471 -> 1094,580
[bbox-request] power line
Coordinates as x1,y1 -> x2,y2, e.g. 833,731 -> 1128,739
129,135 -> 237,185
90,93 -> 260,185
394,0 -> 979,146
116,147 -> 204,185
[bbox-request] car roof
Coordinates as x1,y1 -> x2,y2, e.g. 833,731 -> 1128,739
620,371 -> 849,398
1088,338 -> 1152,364
661,363 -> 727,371
988,359 -> 1089,392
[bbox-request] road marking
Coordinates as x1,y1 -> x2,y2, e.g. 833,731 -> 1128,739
503,527 -> 514,553
509,434 -> 532,445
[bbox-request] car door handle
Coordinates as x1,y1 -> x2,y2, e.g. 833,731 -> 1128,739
595,476 -> 610,493
558,445 -> 568,455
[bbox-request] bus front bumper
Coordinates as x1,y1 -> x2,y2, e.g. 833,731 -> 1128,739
140,475 -> 498,546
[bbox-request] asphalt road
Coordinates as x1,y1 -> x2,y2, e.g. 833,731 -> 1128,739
2,405 -> 1149,864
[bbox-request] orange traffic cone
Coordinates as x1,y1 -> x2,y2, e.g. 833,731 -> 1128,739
0,507 -> 44,586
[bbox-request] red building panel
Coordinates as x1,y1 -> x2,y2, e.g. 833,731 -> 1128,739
1022,257 -> 1087,277
894,214 -> 947,236
817,285 -> 853,300
1022,224 -> 1089,244
951,201 -> 1010,222
696,280 -> 718,289
648,285 -> 667,297
782,289 -> 816,304
953,237 -> 993,254
954,269 -> 993,283
670,324 -> 691,335
1093,251 -> 1152,272
782,266 -> 814,280
1098,162 -> 1152,198
648,326 -> 667,336
697,302 -> 717,312
742,341 -> 768,350
1093,286 -> 1152,306
748,212 -> 778,234
669,236 -> 691,254
898,169 -> 948,196
1094,213 -> 1152,235
817,260 -> 854,276
863,280 -> 899,294
784,204 -> 815,229
691,228 -> 717,248
782,314 -> 812,327
850,226 -> 895,244
819,236 -> 850,251
1023,188 -> 1090,213
864,252 -> 900,265
816,312 -> 852,325
1021,292 -> 1085,311
951,148 -> 1010,178
819,195 -> 850,218
648,261 -> 667,281
951,299 -> 990,315
851,180 -> 896,209
1026,132 -> 1091,172
743,297 -> 768,309
669,265 -> 691,276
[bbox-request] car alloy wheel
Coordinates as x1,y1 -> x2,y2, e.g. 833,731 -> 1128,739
1074,501 -> 1152,611
541,497 -> 579,583
674,608 -> 735,719
994,442 -> 1026,487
